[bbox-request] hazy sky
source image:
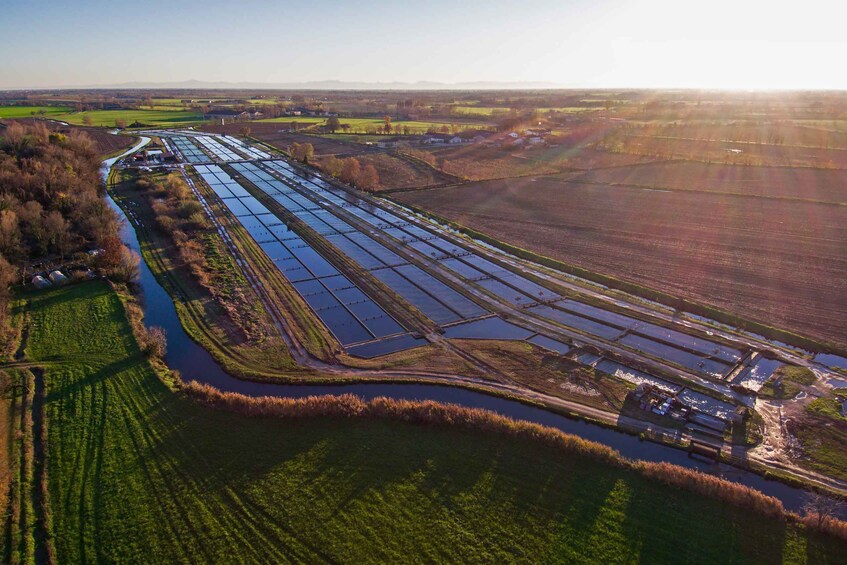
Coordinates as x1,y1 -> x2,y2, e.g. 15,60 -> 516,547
3,0 -> 846,89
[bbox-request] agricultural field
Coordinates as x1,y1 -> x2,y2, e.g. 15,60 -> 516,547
600,132 -> 847,168
3,281 -> 844,563
450,106 -> 598,116
579,161 -> 847,204
620,122 -> 847,149
394,175 -> 847,349
58,109 -> 204,127
0,104 -> 205,127
0,105 -> 73,118
400,144 -> 660,182
449,106 -> 512,116
148,97 -> 285,107
257,116 -> 486,134
425,144 -> 563,180
203,123 -> 365,155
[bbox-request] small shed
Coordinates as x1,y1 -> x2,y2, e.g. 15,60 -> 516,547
48,270 -> 68,285
31,275 -> 52,289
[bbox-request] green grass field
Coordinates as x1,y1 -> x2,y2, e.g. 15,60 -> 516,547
5,280 -> 842,563
758,366 -> 816,399
450,106 -> 511,116
0,105 -> 204,127
149,98 -> 284,107
450,105 -> 598,116
793,392 -> 847,482
0,106 -> 74,118
257,116 -> 485,133
58,109 -> 204,127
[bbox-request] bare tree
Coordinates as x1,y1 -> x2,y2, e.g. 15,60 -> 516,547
44,210 -> 71,259
82,114 -> 93,126
803,491 -> 845,528
143,326 -> 167,359
0,210 -> 22,261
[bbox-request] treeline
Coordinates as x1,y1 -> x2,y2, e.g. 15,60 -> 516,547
0,122 -> 138,330
287,142 -> 380,191
0,123 -> 114,260
318,156 -> 379,191
183,381 -> 847,541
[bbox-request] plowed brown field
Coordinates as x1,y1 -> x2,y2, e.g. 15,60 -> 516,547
395,175 -> 847,348
580,161 -> 847,204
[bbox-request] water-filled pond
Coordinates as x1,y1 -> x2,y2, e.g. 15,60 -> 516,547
100,140 -> 831,516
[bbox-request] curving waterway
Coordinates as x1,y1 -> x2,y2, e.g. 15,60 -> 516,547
102,138 -> 822,515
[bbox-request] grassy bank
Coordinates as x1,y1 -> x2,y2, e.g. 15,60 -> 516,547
3,280 -> 843,562
791,393 -> 847,483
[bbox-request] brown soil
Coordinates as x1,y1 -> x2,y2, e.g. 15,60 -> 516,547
579,161 -> 847,204
605,134 -> 847,168
395,175 -> 847,348
624,122 -> 847,149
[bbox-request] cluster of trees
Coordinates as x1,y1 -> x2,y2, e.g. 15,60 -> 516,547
318,156 -> 379,191
0,122 -> 138,330
287,142 -> 314,164
140,173 -> 211,285
0,123 -> 116,262
138,172 -> 263,340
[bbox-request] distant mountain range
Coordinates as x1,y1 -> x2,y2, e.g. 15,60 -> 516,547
10,79 -> 564,91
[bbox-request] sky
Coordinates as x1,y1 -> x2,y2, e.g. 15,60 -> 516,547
2,0 -> 846,90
